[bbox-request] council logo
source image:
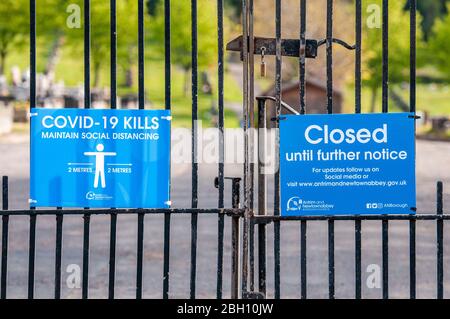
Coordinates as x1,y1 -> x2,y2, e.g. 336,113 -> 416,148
85,191 -> 113,201
287,197 -> 303,212
86,191 -> 96,200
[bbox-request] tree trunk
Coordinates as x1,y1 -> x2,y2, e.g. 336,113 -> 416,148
45,34 -> 64,77
93,62 -> 101,88
0,50 -> 6,76
125,47 -> 135,88
370,86 -> 378,113
125,68 -> 134,88
389,87 -> 409,112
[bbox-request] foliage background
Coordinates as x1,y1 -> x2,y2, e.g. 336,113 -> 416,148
0,0 -> 449,127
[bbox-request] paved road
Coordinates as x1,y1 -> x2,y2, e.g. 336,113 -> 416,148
0,133 -> 449,299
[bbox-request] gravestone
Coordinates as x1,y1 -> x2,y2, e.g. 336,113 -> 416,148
0,103 -> 13,135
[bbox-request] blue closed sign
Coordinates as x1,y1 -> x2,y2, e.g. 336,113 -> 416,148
30,108 -> 171,208
280,113 -> 416,216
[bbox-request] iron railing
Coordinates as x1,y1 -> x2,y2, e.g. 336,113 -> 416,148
240,0 -> 449,300
0,0 -> 448,300
0,0 -> 244,300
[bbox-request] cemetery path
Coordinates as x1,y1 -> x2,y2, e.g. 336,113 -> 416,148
0,133 -> 449,299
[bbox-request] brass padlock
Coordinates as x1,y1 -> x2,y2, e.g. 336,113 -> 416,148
260,47 -> 267,78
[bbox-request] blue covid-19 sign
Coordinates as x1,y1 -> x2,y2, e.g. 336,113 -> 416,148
30,108 -> 171,208
280,113 -> 416,216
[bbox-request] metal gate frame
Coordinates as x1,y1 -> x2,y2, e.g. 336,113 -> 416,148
238,0 -> 449,300
0,0 -> 449,300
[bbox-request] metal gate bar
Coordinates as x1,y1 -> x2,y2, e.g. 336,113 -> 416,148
137,0 -> 146,283
108,0 -> 118,300
437,182 -> 444,299
409,0 -> 417,301
1,176 -> 8,299
300,220 -> 307,299
162,0 -> 172,300
299,0 -> 308,300
381,0 -> 390,299
355,0 -> 363,299
273,0 -> 282,300
326,0 -> 335,300
0,208 -> 244,217
81,0 -> 91,300
241,0 -> 249,297
28,0 -> 37,300
190,0 -> 199,300
217,0 -> 226,300
54,209 -> 63,299
248,0 -> 256,293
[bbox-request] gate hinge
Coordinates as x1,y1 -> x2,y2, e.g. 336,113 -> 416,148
226,35 -> 318,59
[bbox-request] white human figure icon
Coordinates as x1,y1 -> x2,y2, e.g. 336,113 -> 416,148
84,144 -> 117,188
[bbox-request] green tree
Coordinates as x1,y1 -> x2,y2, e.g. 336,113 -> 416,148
362,0 -> 423,112
227,0 -> 242,17
0,0 -> 29,75
407,0 -> 449,40
117,0 -> 139,88
62,0 -> 103,87
428,4 -> 450,80
0,0 -> 70,77
147,0 -> 160,16
38,0 -> 74,76
151,0 -> 218,95
89,1 -> 111,88
65,0 -> 140,88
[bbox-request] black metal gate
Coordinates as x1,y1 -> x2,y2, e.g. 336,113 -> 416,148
1,0 -> 245,300
0,0 -> 448,300
239,0 -> 449,300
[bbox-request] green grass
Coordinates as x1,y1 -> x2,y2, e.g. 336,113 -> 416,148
417,123 -> 450,140
12,122 -> 29,134
397,84 -> 450,116
343,84 -> 450,116
5,43 -> 242,128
